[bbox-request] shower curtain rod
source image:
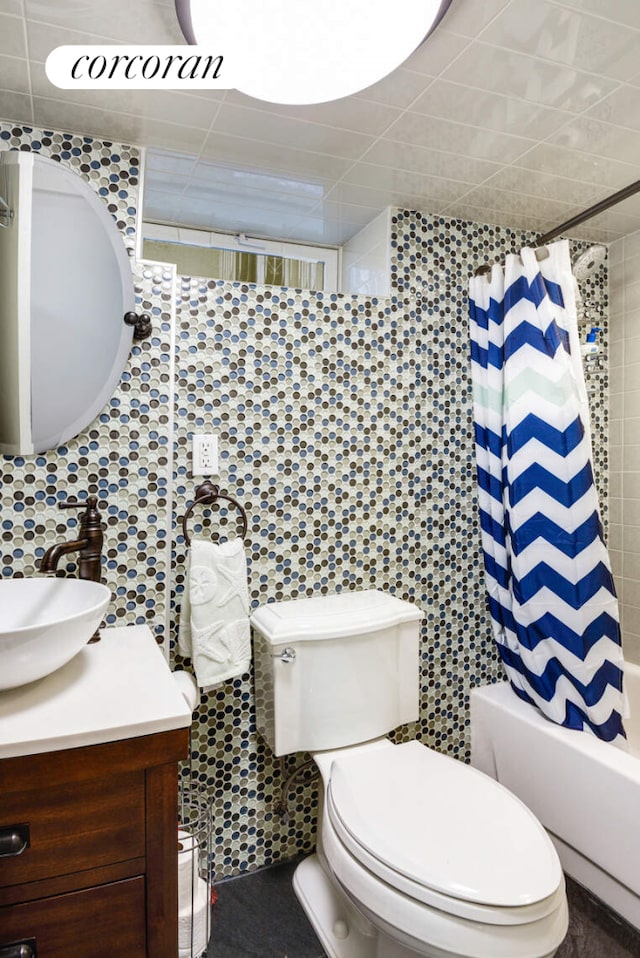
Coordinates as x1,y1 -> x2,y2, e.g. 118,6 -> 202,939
536,177 -> 640,246
473,178 -> 640,276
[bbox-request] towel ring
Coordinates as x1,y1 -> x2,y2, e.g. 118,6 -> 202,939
182,480 -> 248,546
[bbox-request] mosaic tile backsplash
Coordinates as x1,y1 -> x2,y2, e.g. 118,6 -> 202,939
0,120 -> 610,882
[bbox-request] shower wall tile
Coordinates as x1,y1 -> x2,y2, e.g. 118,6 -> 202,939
610,549 -> 623,579
621,577 -> 640,608
624,389 -> 640,418
623,525 -> 640,553
610,472 -> 622,499
623,418 -> 640,445
623,230 -> 640,260
624,549 -> 640,578
623,308 -> 640,340
609,523 -> 622,552
625,338 -> 640,365
623,498 -> 640,525
610,339 -> 624,369
609,494 -> 621,524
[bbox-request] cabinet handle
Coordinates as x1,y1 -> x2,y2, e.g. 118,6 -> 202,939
0,824 -> 30,857
0,941 -> 37,958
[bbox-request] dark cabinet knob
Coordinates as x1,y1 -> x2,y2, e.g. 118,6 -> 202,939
0,941 -> 37,958
0,824 -> 30,857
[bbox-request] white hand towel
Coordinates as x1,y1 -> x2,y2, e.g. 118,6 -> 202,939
178,537 -> 251,691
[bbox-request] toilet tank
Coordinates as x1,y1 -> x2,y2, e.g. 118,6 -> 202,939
251,590 -> 423,756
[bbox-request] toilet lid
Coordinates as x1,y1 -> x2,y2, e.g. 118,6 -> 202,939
327,741 -> 562,908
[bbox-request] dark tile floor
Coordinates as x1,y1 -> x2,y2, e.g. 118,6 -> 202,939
206,860 -> 640,958
207,859 -> 323,958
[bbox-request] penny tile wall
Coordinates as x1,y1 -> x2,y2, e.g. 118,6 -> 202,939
0,122 -> 173,640
173,221 -> 609,879
0,121 -> 610,882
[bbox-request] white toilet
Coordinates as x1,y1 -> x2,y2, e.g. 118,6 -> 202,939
251,590 -> 568,958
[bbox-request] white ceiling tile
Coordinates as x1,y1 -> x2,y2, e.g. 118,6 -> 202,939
442,40 -> 619,112
410,79 -> 571,140
30,62 -> 222,130
342,162 -> 469,206
223,90 -> 401,137
566,223 -> 624,242
4,0 -> 640,245
382,110 -> 533,163
212,104 -> 376,160
31,96 -> 208,152
483,165 -> 601,206
603,191 -> 640,218
548,0 -> 640,31
27,21 -> 108,61
313,201 -> 385,228
354,69 -> 431,109
0,13 -> 26,57
401,28 -> 471,76
436,0 -> 513,38
199,131 -> 353,181
314,199 -> 383,221
126,116 -> 209,152
455,184 -> 580,221
0,55 -> 29,93
24,0 -> 183,44
548,115 -> 640,164
32,96 -> 143,142
361,138 -> 500,184
0,90 -> 33,123
324,181 -> 422,211
512,142 -> 639,190
580,208 -> 640,235
481,0 -> 640,81
586,84 -> 640,130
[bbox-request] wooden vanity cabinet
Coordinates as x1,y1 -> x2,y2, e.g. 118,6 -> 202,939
0,727 -> 189,958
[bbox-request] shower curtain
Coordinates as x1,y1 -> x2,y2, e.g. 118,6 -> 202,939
468,240 -> 626,744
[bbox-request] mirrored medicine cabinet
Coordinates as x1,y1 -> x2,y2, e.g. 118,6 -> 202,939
0,150 -> 135,455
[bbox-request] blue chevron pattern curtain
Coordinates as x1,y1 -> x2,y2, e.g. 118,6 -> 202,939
469,240 -> 626,745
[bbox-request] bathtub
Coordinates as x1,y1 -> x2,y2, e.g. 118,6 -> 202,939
470,663 -> 640,931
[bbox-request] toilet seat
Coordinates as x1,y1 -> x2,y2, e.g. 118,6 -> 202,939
326,740 -> 563,926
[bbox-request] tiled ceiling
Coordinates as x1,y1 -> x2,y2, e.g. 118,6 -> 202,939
2,0 -> 640,246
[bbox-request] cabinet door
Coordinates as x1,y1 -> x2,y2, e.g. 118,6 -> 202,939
0,877 -> 146,958
0,771 -> 145,887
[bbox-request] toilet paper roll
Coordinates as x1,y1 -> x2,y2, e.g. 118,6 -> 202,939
177,828 -> 200,912
178,875 -> 210,958
172,670 -> 199,715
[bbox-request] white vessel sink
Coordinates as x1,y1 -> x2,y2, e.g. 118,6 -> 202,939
0,578 -> 111,690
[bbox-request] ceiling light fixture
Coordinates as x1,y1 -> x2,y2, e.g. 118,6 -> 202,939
174,0 -> 453,105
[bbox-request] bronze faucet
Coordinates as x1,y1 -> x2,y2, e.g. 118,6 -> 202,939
39,496 -> 104,582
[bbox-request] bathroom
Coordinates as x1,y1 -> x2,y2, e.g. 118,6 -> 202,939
1,1 -> 640,956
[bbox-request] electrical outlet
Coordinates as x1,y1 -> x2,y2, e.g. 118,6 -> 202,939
192,434 -> 219,476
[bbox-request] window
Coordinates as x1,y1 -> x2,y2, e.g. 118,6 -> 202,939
142,224 -> 339,291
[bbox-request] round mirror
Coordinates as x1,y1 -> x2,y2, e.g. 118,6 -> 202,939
0,151 -> 135,455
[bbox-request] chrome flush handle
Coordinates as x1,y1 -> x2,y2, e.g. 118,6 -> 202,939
272,647 -> 296,664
